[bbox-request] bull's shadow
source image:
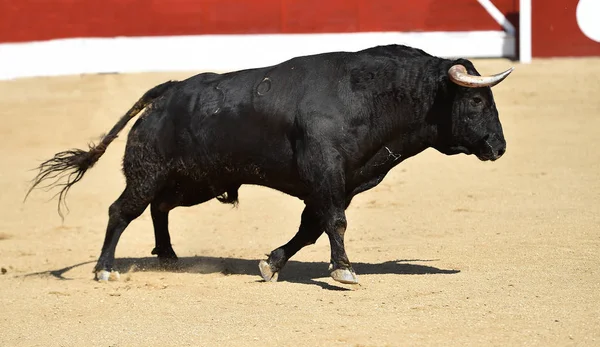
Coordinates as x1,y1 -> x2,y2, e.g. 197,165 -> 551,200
26,256 -> 459,290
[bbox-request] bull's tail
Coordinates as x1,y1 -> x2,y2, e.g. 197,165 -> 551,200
25,80 -> 178,219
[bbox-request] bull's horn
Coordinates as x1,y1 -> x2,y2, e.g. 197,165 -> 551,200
448,65 -> 514,88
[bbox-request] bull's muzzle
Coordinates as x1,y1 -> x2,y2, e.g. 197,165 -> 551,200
478,134 -> 506,161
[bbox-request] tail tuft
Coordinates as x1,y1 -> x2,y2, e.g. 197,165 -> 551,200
24,140 -> 111,219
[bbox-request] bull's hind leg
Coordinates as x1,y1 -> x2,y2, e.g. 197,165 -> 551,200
150,202 -> 178,267
94,186 -> 153,281
259,206 -> 322,282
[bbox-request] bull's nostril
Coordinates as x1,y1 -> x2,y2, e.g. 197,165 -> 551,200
497,148 -> 506,157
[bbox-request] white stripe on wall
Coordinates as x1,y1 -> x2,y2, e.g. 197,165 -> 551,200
0,31 -> 515,80
477,0 -> 516,35
519,0 -> 532,64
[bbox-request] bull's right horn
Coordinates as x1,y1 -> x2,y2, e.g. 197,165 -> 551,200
448,65 -> 514,88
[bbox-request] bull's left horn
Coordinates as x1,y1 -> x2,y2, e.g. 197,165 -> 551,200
448,65 -> 514,88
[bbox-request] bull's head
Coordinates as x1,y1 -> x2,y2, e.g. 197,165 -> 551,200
435,60 -> 513,161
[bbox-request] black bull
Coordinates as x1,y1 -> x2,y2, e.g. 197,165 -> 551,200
26,44 -> 513,284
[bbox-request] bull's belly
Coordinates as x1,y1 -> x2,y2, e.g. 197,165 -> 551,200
157,164 -> 308,209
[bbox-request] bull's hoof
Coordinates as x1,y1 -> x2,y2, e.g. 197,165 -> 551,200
330,268 -> 358,284
258,260 -> 279,282
152,247 -> 178,258
95,270 -> 120,282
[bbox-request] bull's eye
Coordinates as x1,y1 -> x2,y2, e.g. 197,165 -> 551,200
471,97 -> 483,106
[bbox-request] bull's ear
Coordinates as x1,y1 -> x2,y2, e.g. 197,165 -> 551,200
448,65 -> 513,88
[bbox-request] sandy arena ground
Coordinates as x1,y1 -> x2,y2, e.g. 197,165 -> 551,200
0,57 -> 599,346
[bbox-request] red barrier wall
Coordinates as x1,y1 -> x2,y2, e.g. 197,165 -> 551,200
1,0 -> 598,57
0,0 -> 505,43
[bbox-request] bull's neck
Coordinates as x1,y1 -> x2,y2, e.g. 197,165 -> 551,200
374,82 -> 445,161
386,122 -> 438,159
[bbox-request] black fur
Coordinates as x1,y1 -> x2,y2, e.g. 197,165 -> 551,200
26,44 -> 509,280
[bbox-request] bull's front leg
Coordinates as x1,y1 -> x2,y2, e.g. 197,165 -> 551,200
306,155 -> 357,284
265,138 -> 358,284
258,202 -> 357,284
322,209 -> 357,284
259,206 -> 323,282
